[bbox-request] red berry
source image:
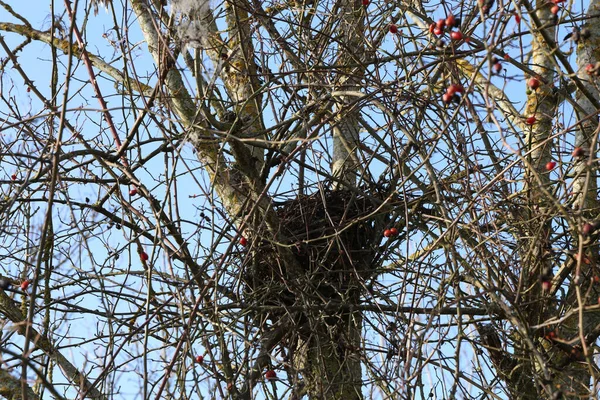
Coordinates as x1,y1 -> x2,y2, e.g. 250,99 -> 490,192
227,383 -> 234,391
11,174 -> 17,180
546,331 -> 557,340
528,77 -> 541,89
545,161 -> 556,171
362,0 -> 369,6
450,31 -> 463,40
140,252 -> 149,261
572,147 -> 585,158
429,23 -> 436,33
541,280 -> 551,291
442,93 -> 458,104
433,27 -> 443,36
493,62 -> 502,73
445,14 -> 456,28
550,5 -> 559,14
442,93 -> 453,104
129,188 -> 138,196
20,280 -> 30,291
594,275 -> 600,284
585,63 -> 595,74
446,84 -> 464,96
514,13 -> 521,24
389,24 -> 398,34
265,370 -> 277,380
26,87 -> 31,92
526,116 -> 536,125
240,237 -> 248,246
195,355 -> 204,363
503,54 -> 510,60
583,223 -> 594,236
383,229 -> 392,238
389,227 -> 399,236
436,19 -> 446,30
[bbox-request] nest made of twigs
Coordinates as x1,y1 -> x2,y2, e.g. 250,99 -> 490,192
242,188 -> 383,310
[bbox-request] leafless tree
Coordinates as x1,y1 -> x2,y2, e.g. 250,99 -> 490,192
0,0 -> 599,398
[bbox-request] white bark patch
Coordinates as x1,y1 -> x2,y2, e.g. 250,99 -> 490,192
172,0 -> 212,49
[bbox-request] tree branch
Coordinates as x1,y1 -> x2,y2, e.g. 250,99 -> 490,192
0,289 -> 107,399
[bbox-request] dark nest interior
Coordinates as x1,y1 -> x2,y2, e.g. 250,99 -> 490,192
242,188 -> 386,317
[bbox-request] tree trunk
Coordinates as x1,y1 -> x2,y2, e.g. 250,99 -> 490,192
293,310 -> 363,399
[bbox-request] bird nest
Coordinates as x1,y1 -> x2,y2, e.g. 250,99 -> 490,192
242,188 -> 383,311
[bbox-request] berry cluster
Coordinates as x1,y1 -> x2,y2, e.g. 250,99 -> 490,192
429,14 -> 463,41
383,227 -> 399,238
442,83 -> 465,104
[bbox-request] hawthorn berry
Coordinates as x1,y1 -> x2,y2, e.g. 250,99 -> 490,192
389,227 -> 399,236
446,84 -> 464,96
493,62 -> 502,73
195,355 -> 204,363
129,188 -> 138,196
389,24 -> 398,34
586,63 -> 595,74
514,13 -> 521,24
433,27 -> 443,36
445,14 -> 456,28
545,161 -> 556,171
383,229 -> 392,238
526,116 -> 537,125
572,147 -> 585,158
450,31 -> 463,40
436,19 -> 446,30
265,370 -> 277,380
20,280 -> 31,291
140,252 -> 149,261
11,174 -> 16,180
528,77 -> 541,90
550,5 -> 559,14
362,0 -> 369,6
583,223 -> 594,236
240,237 -> 248,246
